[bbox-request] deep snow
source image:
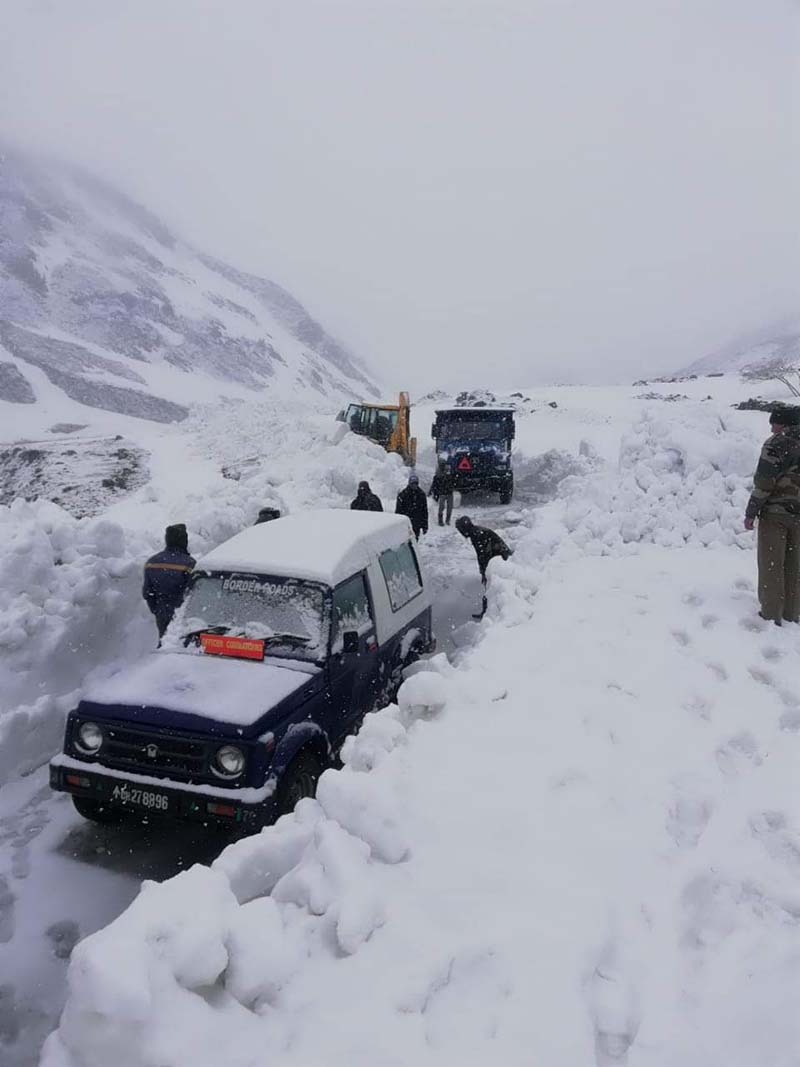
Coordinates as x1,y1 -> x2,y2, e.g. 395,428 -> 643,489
0,373 -> 797,1066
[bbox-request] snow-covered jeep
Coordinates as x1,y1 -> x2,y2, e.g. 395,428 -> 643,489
50,511 -> 434,832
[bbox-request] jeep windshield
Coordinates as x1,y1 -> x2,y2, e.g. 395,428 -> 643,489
179,574 -> 328,663
438,418 -> 507,442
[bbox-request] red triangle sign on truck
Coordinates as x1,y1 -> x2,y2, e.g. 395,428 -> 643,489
457,456 -> 472,471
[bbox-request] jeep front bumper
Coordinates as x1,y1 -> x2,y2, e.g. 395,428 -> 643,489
50,754 -> 276,828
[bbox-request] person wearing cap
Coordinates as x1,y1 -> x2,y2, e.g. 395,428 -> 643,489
744,406 -> 800,625
395,472 -> 429,540
455,515 -> 512,618
142,524 -> 196,639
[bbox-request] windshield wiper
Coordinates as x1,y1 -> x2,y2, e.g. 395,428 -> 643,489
263,633 -> 310,647
182,625 -> 230,647
182,627 -> 310,650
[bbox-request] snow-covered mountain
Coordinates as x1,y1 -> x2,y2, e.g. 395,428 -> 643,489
681,317 -> 800,377
0,145 -> 378,434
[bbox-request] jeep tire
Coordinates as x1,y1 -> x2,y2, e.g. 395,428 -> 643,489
499,476 -> 514,505
275,751 -> 322,818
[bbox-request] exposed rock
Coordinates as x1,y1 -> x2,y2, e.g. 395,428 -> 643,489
49,423 -> 87,434
0,361 -> 35,403
0,437 -> 149,516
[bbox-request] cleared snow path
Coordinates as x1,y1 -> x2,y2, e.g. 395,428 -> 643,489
0,769 -> 234,1067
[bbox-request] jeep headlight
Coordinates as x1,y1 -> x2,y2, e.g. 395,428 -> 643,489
213,744 -> 245,779
76,721 -> 104,755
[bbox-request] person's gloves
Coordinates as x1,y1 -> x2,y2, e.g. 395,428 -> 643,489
744,515 -> 755,531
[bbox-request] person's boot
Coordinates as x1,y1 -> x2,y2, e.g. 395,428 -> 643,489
473,595 -> 488,620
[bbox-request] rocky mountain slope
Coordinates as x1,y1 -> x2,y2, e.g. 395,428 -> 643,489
0,145 -> 378,435
682,318 -> 800,378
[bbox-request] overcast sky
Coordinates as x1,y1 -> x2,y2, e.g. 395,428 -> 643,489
3,0 -> 798,389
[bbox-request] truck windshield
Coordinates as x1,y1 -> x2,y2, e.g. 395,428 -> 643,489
438,418 -> 506,442
180,574 -> 328,662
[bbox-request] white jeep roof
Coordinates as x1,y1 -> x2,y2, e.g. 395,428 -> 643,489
195,509 -> 412,587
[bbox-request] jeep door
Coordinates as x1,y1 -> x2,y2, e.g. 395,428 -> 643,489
328,571 -> 380,739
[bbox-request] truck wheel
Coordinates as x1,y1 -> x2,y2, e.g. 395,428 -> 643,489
499,478 -> 514,505
72,795 -> 125,825
275,751 -> 322,817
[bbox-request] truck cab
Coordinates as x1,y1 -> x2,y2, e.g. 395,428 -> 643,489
50,512 -> 434,833
432,407 -> 515,503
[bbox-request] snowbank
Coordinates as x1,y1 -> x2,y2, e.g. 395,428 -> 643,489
518,407 -> 756,567
0,500 -> 143,785
44,398 -> 800,1067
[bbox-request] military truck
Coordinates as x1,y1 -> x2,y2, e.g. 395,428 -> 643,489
432,407 -> 515,504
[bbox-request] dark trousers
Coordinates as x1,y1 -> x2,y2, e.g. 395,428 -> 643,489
757,513 -> 800,622
438,494 -> 453,524
151,605 -> 176,639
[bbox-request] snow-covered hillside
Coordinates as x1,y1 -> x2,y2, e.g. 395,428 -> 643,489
0,145 -> 377,444
1,370 -> 797,1066
681,317 -> 800,378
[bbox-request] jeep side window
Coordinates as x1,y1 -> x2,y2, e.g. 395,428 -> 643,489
379,542 -> 423,611
331,572 -> 374,653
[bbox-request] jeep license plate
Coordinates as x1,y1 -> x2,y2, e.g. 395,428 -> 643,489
110,782 -> 169,813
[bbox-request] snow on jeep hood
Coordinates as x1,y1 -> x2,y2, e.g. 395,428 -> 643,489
83,651 -> 312,727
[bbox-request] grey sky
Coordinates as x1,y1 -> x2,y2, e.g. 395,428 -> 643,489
3,0 -> 798,389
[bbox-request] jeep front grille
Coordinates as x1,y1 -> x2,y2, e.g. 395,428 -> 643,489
76,724 -> 209,782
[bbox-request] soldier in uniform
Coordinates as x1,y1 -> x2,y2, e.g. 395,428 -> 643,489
744,407 -> 800,625
455,515 -> 513,618
142,524 -> 196,639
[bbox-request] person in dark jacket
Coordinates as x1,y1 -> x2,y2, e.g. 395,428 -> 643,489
744,407 -> 800,624
142,524 -> 196,639
430,460 -> 455,525
395,473 -> 429,539
350,481 -> 383,512
455,515 -> 512,618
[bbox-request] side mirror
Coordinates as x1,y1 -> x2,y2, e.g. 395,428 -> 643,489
342,631 -> 359,655
335,410 -> 346,422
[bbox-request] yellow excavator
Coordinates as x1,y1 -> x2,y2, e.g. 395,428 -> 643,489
337,391 -> 417,466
